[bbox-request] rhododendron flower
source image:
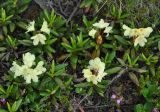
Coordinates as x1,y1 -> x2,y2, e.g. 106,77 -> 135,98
31,33 -> 46,46
93,19 -> 109,29
134,36 -> 147,47
40,20 -> 50,34
82,57 -> 107,85
123,25 -> 153,47
26,21 -> 35,33
104,26 -> 112,34
23,52 -> 35,67
89,19 -> 112,38
10,52 -> 46,83
26,20 -> 50,46
89,29 -> 97,38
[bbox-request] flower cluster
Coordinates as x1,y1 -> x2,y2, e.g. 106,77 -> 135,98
26,20 -> 50,46
89,19 -> 112,38
82,57 -> 107,85
89,19 -> 153,47
0,98 -> 6,105
123,25 -> 153,47
111,93 -> 123,105
10,52 -> 46,83
152,108 -> 159,112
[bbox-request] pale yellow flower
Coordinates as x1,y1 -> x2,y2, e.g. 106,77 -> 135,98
26,21 -> 35,33
122,25 -> 133,37
40,20 -> 50,34
82,57 -> 107,85
10,52 -> 46,84
134,36 -> 147,47
123,25 -> 153,47
89,29 -> 97,38
34,61 -> 46,75
19,65 -> 36,83
93,19 -> 109,29
10,62 -> 23,78
104,26 -> 112,34
31,33 -> 46,46
21,63 -> 46,83
26,20 -> 50,46
23,52 -> 35,67
92,19 -> 112,37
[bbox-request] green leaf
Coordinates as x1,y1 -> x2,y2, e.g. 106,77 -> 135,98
106,67 -> 122,75
55,78 -> 65,89
102,43 -> 114,48
96,87 -> 104,97
120,13 -> 130,19
87,87 -> 93,95
16,22 -> 27,29
96,84 -> 106,89
135,104 -> 145,112
158,41 -> 160,51
141,88 -> 149,98
130,68 -> 147,73
55,64 -> 67,71
75,88 -> 83,94
50,60 -> 55,74
114,35 -> 129,45
150,64 -> 155,76
6,85 -> 13,96
7,102 -> 12,112
3,26 -> 8,35
11,99 -> 22,112
17,5 -> 28,14
82,16 -> 88,27
0,47 -> 6,51
9,23 -> 15,32
0,109 -> 8,112
144,102 -> 154,112
129,72 -> 139,86
54,68 -> 65,76
61,43 -> 72,51
18,40 -> 32,46
47,38 -> 57,45
74,82 -> 91,88
117,58 -> 126,66
127,54 -> 132,65
40,92 -> 50,97
0,85 -> 6,94
70,55 -> 78,70
106,51 -> 116,63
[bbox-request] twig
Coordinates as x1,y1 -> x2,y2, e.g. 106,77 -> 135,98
83,104 -> 110,109
67,0 -> 81,23
49,1 -> 66,20
58,0 -> 68,17
73,95 -> 88,112
108,69 -> 126,86
94,0 -> 108,16
78,95 -> 88,106
79,106 -> 85,112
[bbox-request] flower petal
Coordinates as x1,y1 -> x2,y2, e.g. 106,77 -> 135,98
134,36 -> 147,47
31,34 -> 46,46
93,19 -> 109,29
40,20 -> 50,34
26,21 -> 35,33
89,29 -> 97,38
23,52 -> 35,67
